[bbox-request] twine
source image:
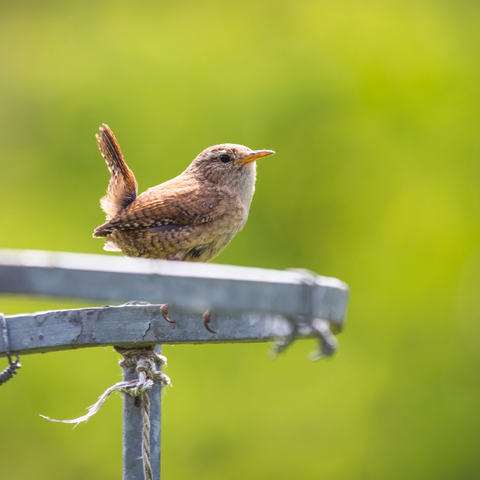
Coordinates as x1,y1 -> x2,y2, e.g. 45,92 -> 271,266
41,346 -> 171,480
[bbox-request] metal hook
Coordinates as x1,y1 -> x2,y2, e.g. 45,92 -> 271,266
0,313 -> 21,386
272,271 -> 338,361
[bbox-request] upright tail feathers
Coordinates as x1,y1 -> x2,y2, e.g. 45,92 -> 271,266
96,124 -> 138,220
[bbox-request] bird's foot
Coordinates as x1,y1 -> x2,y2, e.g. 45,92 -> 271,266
161,303 -> 216,333
202,309 -> 216,334
160,304 -> 176,323
271,317 -> 338,361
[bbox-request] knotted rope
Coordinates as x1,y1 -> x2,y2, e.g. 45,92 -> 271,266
41,346 -> 171,480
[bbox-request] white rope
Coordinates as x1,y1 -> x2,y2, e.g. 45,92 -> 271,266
41,347 -> 171,480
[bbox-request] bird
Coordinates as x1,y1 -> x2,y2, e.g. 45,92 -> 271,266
93,124 -> 274,331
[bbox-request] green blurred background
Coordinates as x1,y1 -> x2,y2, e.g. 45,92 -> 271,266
1,0 -> 480,478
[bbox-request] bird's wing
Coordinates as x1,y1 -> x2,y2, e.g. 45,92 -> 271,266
93,178 -> 228,237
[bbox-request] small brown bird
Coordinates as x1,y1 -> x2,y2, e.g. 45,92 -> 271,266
93,124 -> 274,330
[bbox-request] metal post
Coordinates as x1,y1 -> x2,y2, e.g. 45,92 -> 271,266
122,346 -> 162,480
0,250 -> 350,479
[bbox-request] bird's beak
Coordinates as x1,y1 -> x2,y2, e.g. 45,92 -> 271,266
237,150 -> 275,164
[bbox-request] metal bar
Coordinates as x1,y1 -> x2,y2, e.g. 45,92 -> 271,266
0,249 -> 349,325
0,249 -> 350,480
0,304 -> 321,357
122,346 -> 162,480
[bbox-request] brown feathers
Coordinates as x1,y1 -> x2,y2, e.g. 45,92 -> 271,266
93,125 -> 274,261
93,178 -> 226,238
96,124 -> 138,219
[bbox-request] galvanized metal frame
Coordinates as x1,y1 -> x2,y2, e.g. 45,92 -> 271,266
123,346 -> 163,480
0,250 -> 350,479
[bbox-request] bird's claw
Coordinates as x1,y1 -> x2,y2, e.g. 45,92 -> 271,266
160,303 -> 216,333
202,309 -> 216,333
160,304 -> 176,323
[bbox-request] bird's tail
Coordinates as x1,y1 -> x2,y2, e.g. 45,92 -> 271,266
96,124 -> 138,220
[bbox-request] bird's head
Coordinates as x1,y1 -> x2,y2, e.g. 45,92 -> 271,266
186,144 -> 275,188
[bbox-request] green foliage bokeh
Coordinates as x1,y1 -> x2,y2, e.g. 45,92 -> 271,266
1,0 -> 480,478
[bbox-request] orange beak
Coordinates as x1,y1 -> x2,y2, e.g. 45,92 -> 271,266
237,149 -> 275,164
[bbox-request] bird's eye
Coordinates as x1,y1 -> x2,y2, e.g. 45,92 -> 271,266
219,154 -> 231,163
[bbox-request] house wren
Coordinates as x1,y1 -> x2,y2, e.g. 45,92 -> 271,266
93,124 -> 274,260
93,124 -> 274,331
